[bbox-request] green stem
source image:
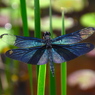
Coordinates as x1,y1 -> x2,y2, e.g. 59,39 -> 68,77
20,0 -> 29,36
34,0 -> 46,95
61,9 -> 67,95
49,0 -> 53,37
20,0 -> 33,95
37,65 -> 46,95
34,0 -> 41,76
49,0 -> 56,95
34,0 -> 41,38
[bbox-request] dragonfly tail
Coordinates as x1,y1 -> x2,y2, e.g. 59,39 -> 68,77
49,61 -> 55,77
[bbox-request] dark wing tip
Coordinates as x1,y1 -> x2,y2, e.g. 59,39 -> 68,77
86,43 -> 94,50
88,27 -> 95,30
0,34 -> 8,38
85,27 -> 95,32
5,50 -> 14,57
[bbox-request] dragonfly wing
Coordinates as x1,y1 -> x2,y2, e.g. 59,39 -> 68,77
0,34 -> 44,48
51,48 -> 66,63
52,27 -> 95,45
5,46 -> 48,65
52,43 -> 94,63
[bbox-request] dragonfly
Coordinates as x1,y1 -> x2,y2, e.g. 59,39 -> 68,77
0,27 -> 95,76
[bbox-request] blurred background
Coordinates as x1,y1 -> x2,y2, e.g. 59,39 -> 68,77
0,0 -> 95,95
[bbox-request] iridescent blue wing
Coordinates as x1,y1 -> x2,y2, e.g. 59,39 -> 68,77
52,27 -> 95,45
5,46 -> 48,65
0,34 -> 44,48
52,43 -> 94,63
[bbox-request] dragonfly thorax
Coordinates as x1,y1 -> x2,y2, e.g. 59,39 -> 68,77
45,39 -> 52,48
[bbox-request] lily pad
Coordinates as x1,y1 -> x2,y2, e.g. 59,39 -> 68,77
52,0 -> 88,13
41,16 -> 74,31
80,12 -> 95,27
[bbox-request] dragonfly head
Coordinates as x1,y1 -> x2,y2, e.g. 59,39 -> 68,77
43,32 -> 51,40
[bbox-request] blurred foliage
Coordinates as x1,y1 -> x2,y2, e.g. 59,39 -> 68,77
2,0 -> 49,8
0,0 -> 89,33
1,0 -> 88,12
80,12 -> 95,27
1,9 -> 74,31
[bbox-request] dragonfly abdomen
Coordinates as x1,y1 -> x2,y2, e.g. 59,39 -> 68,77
48,48 -> 54,76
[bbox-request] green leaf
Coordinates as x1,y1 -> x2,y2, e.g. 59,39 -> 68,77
20,0 -> 33,95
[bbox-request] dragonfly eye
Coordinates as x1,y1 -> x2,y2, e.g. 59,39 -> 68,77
43,32 -> 51,39
43,32 -> 51,36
